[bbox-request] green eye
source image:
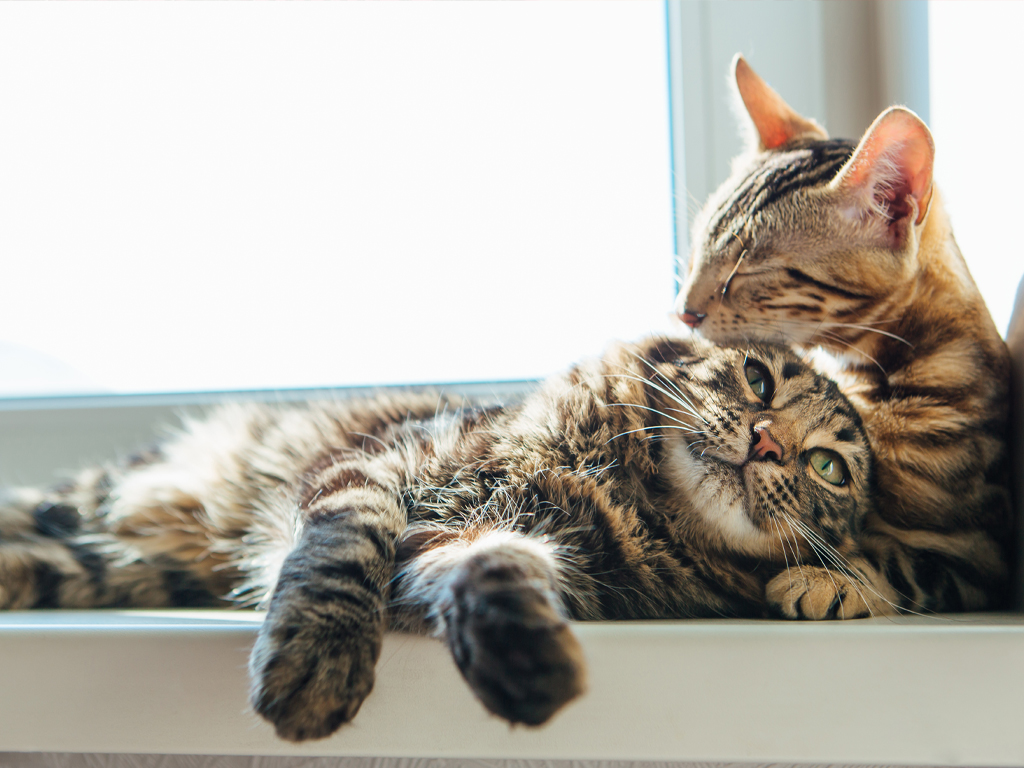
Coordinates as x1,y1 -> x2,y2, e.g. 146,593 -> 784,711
744,362 -> 773,402
808,448 -> 847,486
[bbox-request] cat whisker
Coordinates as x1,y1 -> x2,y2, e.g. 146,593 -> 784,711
779,514 -> 808,584
804,328 -> 888,374
815,321 -> 913,347
784,516 -> 935,620
823,334 -> 887,373
789,524 -> 852,619
606,426 -> 655,442
685,190 -> 704,218
767,512 -> 795,591
604,404 -> 705,440
604,401 -> 699,429
771,512 -> 871,617
658,389 -> 706,425
625,353 -> 709,418
775,317 -> 914,349
606,372 -> 709,425
721,232 -> 749,297
769,519 -> 792,571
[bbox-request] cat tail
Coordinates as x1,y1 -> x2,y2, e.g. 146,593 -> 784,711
0,466 -> 228,610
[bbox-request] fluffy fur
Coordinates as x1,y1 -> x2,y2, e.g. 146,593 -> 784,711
1,336 -> 876,739
677,56 -> 1013,616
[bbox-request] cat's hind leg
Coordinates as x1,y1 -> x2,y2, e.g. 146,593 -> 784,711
0,474 -> 223,610
394,529 -> 587,726
0,486 -> 97,609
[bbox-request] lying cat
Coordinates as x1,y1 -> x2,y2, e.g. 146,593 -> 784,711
677,56 -> 1013,618
1,336 -> 874,739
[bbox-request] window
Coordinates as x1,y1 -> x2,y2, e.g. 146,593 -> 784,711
930,0 -> 1024,336
0,3 -> 674,398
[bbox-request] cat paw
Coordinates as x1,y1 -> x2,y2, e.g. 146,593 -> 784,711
767,566 -> 892,619
249,607 -> 383,741
444,566 -> 587,726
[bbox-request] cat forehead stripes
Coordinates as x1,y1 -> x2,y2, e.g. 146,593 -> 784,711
703,138 -> 856,253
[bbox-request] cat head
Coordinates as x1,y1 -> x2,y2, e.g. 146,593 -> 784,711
632,337 -> 875,562
675,55 -> 935,350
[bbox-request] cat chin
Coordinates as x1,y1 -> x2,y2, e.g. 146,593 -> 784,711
662,440 -> 773,557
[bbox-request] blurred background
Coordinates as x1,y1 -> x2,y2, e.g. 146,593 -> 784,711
0,1 -> 1017,400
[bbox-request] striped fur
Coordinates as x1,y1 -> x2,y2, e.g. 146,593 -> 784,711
1,337 -> 876,739
678,57 -> 1013,616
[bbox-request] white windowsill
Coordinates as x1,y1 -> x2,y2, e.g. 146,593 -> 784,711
2,610 -> 1023,765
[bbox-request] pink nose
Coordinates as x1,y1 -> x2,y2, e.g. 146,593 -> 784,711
680,310 -> 706,328
751,422 -> 783,462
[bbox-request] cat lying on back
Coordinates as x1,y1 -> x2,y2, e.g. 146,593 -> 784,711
2,336 -> 875,740
677,56 -> 1013,617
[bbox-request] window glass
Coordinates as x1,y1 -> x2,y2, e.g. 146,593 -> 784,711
0,3 -> 673,396
930,0 -> 1024,336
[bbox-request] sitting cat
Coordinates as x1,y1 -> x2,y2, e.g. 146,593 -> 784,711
1,336 -> 875,740
677,56 -> 1013,618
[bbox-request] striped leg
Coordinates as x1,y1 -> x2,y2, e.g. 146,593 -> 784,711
248,465 -> 404,742
0,489 -> 97,609
395,530 -> 587,725
0,486 -> 210,609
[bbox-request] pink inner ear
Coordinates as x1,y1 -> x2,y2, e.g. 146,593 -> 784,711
875,173 -> 915,222
843,109 -> 934,224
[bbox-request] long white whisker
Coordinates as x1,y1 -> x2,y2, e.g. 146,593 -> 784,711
768,512 -> 794,590
604,402 -> 697,428
624,350 -> 707,413
783,516 -> 936,620
606,373 -> 709,425
787,520 -> 877,618
814,321 -> 913,347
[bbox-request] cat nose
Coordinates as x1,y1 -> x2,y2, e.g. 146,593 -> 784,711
679,310 -> 706,328
750,420 -> 784,462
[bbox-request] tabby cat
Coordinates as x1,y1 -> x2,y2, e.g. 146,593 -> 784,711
1,336 -> 875,740
677,56 -> 1013,618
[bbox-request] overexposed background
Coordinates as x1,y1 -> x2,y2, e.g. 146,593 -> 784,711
0,3 -> 674,397
930,1 -> 1024,337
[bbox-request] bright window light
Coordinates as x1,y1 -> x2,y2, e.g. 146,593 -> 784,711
930,1 -> 1024,337
0,3 -> 673,397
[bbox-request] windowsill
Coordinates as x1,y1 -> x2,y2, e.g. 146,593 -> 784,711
2,610 -> 1023,764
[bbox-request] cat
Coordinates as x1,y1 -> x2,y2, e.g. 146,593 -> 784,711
676,55 -> 1013,618
0,335 -> 876,740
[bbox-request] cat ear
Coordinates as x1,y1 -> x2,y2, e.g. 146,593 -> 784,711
733,54 -> 828,151
831,107 -> 935,233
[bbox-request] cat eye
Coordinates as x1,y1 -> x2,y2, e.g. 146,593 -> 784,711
807,448 -> 848,486
744,361 -> 774,402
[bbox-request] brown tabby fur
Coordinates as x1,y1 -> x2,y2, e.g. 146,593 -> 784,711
1,336 -> 876,740
677,56 -> 1013,617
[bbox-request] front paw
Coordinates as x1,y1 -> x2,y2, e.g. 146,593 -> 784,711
767,566 -> 891,619
765,569 -> 892,622
445,572 -> 587,726
249,606 -> 383,741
